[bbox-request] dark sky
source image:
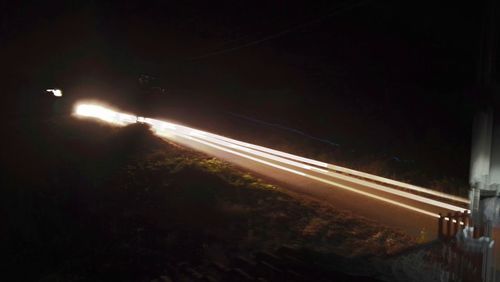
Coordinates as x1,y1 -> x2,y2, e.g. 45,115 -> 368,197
2,1 -> 485,89
2,0 -> 496,181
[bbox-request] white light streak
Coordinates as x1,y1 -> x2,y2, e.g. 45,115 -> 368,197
179,130 -> 468,213
73,103 -> 468,219
324,164 -> 470,204
197,132 -> 469,204
183,135 -> 439,218
150,120 -> 468,204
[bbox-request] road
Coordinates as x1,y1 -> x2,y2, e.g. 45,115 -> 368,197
75,103 -> 470,240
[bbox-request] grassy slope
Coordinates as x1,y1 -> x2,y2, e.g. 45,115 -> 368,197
2,115 -> 415,281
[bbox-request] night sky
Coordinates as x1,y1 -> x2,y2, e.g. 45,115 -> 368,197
2,0 -> 496,183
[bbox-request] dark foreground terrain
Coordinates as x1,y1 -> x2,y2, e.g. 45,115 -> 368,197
2,113 -> 423,281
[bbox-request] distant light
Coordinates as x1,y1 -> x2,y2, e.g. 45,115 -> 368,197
46,89 -> 63,97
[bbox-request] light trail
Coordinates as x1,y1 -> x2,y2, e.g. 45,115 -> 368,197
149,122 -> 469,209
181,129 -> 467,213
324,164 -> 470,204
73,103 -> 467,219
184,129 -> 470,204
177,134 -> 440,218
140,119 -> 469,204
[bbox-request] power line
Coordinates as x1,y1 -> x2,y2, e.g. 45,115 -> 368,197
188,0 -> 373,61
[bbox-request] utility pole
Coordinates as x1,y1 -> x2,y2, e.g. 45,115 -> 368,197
470,0 -> 499,225
465,0 -> 500,281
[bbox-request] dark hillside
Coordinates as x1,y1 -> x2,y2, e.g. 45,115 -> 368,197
2,115 -> 415,281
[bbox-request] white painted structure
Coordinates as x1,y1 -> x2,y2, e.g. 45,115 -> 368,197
468,109 -> 499,281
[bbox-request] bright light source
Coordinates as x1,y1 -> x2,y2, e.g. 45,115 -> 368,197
74,104 -> 137,126
46,89 -> 63,97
